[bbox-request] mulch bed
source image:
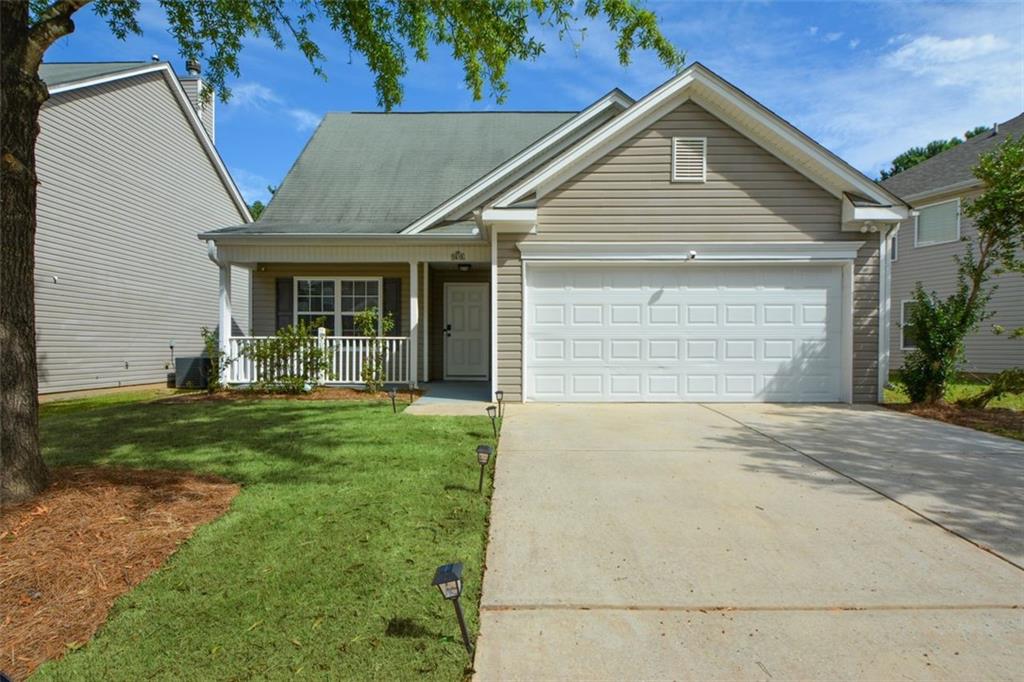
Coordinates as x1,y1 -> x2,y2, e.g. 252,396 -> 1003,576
885,402 -> 1024,441
161,386 -> 423,403
0,467 -> 238,680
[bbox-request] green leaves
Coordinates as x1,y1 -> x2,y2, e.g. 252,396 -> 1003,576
86,0 -> 684,110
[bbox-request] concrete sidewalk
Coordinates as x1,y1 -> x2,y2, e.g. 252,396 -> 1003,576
474,404 -> 1024,680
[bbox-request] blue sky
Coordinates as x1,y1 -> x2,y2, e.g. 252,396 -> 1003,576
47,1 -> 1024,205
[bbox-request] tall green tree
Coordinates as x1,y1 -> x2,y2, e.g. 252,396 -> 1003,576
879,125 -> 994,180
0,0 -> 683,504
901,134 -> 1024,403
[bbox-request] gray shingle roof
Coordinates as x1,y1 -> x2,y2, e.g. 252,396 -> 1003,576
880,113 -> 1024,200
40,61 -> 150,87
221,111 -> 576,235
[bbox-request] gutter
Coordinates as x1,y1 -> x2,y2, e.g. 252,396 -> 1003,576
198,231 -> 485,244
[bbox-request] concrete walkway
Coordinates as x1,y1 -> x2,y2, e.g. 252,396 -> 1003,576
404,380 -> 492,416
475,403 -> 1024,680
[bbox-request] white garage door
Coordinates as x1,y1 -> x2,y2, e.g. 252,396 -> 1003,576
525,263 -> 843,402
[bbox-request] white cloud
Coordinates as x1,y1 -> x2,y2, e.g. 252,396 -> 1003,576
287,108 -> 321,131
848,38 -> 860,49
823,31 -> 843,42
232,168 -> 273,204
226,81 -> 321,132
808,26 -> 819,36
885,34 -> 1008,71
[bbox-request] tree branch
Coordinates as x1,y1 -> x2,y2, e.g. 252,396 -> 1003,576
25,0 -> 92,71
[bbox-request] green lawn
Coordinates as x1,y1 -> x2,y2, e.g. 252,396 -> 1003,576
884,378 -> 1024,410
33,392 -> 495,680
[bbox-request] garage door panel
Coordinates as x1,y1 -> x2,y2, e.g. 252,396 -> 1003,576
526,263 -> 843,402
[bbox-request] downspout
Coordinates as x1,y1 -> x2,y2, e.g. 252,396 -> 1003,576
877,223 -> 899,402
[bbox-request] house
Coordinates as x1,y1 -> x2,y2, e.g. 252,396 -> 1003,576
36,59 -> 251,394
202,63 -> 909,403
881,114 -> 1024,375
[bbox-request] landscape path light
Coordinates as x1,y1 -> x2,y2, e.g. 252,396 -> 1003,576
486,405 -> 497,438
476,445 -> 493,492
432,562 -> 473,655
495,390 -> 504,418
388,387 -> 398,413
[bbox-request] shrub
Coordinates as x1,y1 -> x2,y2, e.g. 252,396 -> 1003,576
242,318 -> 335,393
199,326 -> 231,393
353,307 -> 396,393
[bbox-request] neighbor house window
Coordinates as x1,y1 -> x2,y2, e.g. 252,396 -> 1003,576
296,279 -> 336,334
295,277 -> 382,335
915,199 -> 960,246
901,300 -> 919,350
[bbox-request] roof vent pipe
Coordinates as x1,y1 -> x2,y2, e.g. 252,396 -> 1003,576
186,59 -> 201,76
993,121 -> 999,135
151,54 -> 160,62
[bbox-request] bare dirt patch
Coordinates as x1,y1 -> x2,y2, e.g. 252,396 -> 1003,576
160,386 -> 423,403
0,467 -> 238,679
886,402 -> 1024,441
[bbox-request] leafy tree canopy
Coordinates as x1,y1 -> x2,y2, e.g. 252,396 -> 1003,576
36,0 -> 684,109
879,124 -> 993,180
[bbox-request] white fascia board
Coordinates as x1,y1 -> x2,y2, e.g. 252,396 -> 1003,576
400,90 -> 633,235
900,179 -> 983,205
49,62 -> 253,223
517,241 -> 865,261
841,195 -> 909,226
200,232 -> 482,244
495,63 -> 906,210
480,208 -> 537,232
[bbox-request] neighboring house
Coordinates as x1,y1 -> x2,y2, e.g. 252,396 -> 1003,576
202,63 -> 908,403
882,114 -> 1024,375
36,60 -> 251,393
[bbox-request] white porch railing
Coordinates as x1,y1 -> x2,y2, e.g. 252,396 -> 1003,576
226,335 -> 410,386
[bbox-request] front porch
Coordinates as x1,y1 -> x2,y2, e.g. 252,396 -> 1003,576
211,244 -> 494,393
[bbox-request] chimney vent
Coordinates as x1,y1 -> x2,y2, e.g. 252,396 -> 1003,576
993,121 -> 1000,135
151,54 -> 160,62
186,59 -> 201,76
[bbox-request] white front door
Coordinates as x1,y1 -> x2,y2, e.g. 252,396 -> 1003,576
444,282 -> 489,380
525,263 -> 843,402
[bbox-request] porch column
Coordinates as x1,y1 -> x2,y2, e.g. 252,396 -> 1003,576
409,260 -> 419,388
218,262 -> 232,384
422,264 -> 429,382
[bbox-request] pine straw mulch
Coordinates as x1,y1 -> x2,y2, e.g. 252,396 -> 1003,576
160,386 -> 423,403
885,402 -> 1024,441
0,467 -> 239,680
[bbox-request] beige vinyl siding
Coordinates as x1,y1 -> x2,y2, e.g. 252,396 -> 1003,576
493,100 -> 880,402
34,71 -> 248,394
496,235 -> 524,400
535,101 -> 844,241
890,189 -> 1023,374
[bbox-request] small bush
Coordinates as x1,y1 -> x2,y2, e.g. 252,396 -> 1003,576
242,318 -> 335,393
354,307 -> 396,393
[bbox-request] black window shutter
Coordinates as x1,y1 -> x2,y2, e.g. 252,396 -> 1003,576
383,278 -> 402,334
275,277 -> 294,331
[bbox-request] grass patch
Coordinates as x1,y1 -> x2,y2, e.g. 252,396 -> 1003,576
884,376 -> 1023,441
31,393 -> 494,680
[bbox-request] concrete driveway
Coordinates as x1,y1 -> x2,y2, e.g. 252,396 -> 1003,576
475,404 -> 1024,681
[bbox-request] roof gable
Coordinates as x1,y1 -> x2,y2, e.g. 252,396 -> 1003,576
43,61 -> 251,222
494,63 -> 907,216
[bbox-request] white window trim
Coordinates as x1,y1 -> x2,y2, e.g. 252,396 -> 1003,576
900,299 -> 918,351
914,198 -> 961,248
671,136 -> 707,183
294,276 -> 384,336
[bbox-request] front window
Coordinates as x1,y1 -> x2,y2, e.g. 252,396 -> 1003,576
297,279 -> 335,334
915,199 -> 959,246
295,278 -> 381,336
340,279 -> 380,336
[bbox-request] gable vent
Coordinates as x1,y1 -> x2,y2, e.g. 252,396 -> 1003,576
671,137 -> 706,182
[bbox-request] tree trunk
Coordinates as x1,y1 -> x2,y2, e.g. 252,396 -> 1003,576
1,0 -> 51,505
